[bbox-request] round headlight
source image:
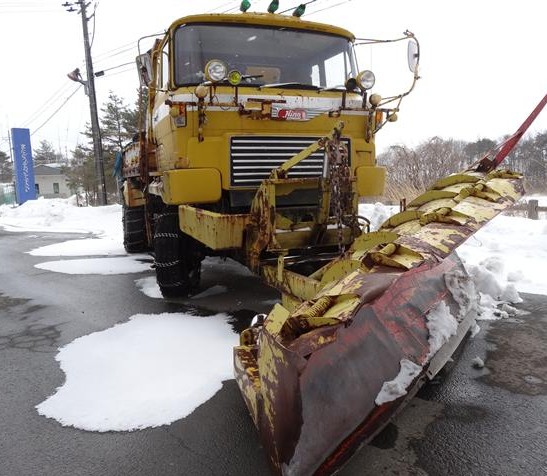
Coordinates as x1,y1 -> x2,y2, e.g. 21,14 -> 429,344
356,70 -> 375,90
204,60 -> 228,82
227,70 -> 242,86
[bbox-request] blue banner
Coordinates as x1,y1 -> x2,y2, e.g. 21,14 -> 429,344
11,128 -> 36,204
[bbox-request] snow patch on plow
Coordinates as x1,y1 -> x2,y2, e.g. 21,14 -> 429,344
425,301 -> 459,359
375,359 -> 423,405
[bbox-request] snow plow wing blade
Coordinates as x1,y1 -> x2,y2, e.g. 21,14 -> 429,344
234,94 -> 547,475
234,167 -> 524,474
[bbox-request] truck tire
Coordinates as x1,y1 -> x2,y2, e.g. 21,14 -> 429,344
154,213 -> 202,297
123,205 -> 147,253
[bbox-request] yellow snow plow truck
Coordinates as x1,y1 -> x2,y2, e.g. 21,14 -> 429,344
121,4 -> 546,474
121,7 -> 420,298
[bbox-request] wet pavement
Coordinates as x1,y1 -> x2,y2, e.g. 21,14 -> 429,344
1,229 -> 546,476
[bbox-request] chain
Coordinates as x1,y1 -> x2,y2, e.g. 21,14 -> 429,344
326,135 -> 352,254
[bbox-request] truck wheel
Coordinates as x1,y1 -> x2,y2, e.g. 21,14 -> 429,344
123,205 -> 147,253
154,213 -> 202,297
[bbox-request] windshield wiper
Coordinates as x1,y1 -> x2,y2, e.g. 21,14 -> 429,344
259,82 -> 321,90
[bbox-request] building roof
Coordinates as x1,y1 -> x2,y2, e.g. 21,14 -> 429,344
34,164 -> 65,176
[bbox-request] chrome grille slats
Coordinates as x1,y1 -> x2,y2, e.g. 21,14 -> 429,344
230,136 -> 350,187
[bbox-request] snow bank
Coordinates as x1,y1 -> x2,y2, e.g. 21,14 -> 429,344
0,197 -> 122,239
358,202 -> 398,231
36,312 -> 238,432
457,213 -> 547,296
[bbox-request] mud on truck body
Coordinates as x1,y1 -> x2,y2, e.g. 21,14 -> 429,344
121,11 -> 419,300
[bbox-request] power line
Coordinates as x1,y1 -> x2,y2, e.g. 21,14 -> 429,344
20,81 -> 75,128
304,0 -> 354,16
30,86 -> 82,137
279,0 -> 318,14
100,67 -> 135,79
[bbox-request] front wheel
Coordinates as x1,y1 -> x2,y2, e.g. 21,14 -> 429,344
153,213 -> 202,297
123,205 -> 147,253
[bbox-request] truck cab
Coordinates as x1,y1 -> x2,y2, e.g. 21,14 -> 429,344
122,10 -> 419,298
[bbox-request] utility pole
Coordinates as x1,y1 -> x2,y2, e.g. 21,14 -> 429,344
64,1 -> 107,205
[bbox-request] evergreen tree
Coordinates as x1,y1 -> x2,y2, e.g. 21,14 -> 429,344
63,144 -> 96,206
100,91 -> 138,152
0,150 -> 13,183
33,140 -> 65,166
63,90 -> 140,204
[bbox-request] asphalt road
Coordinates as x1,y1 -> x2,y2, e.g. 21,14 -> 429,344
1,229 -> 546,476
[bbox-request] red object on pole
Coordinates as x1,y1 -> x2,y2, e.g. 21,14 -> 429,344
477,93 -> 547,172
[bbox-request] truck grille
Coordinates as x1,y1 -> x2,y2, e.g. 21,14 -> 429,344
230,136 -> 350,187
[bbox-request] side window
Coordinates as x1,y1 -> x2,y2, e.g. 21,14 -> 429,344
161,42 -> 169,89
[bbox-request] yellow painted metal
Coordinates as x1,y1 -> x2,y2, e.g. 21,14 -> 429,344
122,181 -> 145,207
370,244 -> 424,269
323,295 -> 362,319
355,165 -> 386,196
379,211 -> 422,230
274,168 -> 525,304
316,259 -> 364,287
281,293 -> 302,313
431,173 -> 482,189
262,265 -> 322,303
407,190 -> 457,207
263,303 -> 292,339
178,204 -> 250,249
274,228 -> 353,250
233,346 -> 260,425
162,168 -> 221,204
168,13 -> 355,41
158,92 -> 382,191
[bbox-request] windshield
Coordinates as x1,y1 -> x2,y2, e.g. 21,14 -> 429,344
173,23 -> 357,88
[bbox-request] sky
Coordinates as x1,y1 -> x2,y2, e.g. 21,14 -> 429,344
0,0 -> 546,159
1,196 -> 546,431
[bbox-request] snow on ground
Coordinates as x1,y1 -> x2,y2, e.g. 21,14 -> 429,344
0,197 -> 121,238
1,196 -> 546,431
29,237 -> 125,257
358,202 -> 398,231
457,214 -> 547,296
135,276 -> 163,299
35,256 -> 151,275
36,313 -> 237,432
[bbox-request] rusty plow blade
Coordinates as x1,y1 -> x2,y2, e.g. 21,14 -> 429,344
234,96 -> 545,475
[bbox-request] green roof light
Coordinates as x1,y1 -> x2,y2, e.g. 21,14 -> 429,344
267,0 -> 279,13
240,0 -> 251,12
292,4 -> 305,16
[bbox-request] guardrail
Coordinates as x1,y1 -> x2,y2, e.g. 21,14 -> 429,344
512,199 -> 547,220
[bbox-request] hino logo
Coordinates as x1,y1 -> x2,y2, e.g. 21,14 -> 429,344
276,108 -> 308,121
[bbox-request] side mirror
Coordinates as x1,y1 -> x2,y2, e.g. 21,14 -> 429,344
136,53 -> 152,87
407,38 -> 420,73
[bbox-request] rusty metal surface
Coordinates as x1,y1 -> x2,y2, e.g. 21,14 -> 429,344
234,255 -> 470,474
234,163 -> 526,475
